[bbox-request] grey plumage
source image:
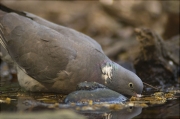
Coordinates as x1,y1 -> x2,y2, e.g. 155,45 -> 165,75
0,4 -> 143,95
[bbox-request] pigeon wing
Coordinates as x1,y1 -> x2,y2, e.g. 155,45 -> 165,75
0,13 -> 77,82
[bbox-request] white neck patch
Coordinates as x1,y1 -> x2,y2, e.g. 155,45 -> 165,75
102,65 -> 113,84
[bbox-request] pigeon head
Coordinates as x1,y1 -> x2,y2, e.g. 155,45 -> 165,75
101,62 -> 143,96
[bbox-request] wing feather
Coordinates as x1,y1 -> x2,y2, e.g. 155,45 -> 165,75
0,13 -> 77,82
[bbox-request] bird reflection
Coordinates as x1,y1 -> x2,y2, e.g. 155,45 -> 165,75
15,95 -> 142,119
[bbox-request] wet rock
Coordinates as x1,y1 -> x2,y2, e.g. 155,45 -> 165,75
64,82 -> 127,105
134,28 -> 179,85
76,81 -> 107,91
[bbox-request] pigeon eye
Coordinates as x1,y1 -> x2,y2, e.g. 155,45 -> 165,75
128,82 -> 134,89
127,106 -> 133,112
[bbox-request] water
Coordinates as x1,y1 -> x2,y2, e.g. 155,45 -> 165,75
0,80 -> 179,119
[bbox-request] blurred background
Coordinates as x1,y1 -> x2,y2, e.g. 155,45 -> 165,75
0,1 -> 179,118
1,0 -> 179,62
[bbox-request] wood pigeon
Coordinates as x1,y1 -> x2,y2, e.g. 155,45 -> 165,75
0,4 -> 143,96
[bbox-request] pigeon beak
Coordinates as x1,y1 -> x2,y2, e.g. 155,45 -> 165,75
133,92 -> 142,97
136,94 -> 142,97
